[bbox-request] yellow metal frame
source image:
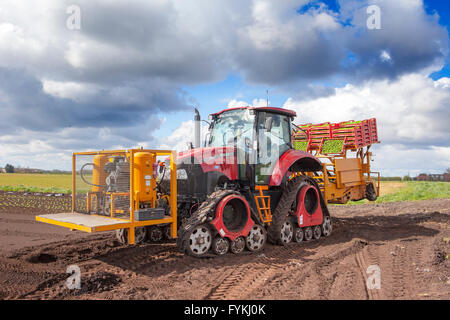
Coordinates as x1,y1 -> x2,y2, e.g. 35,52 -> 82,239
292,146 -> 380,204
38,149 -> 177,244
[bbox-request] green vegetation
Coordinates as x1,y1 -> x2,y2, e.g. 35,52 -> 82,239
5,164 -> 14,173
348,181 -> 450,205
0,173 -> 91,194
321,139 -> 344,154
0,185 -> 71,194
294,140 -> 308,151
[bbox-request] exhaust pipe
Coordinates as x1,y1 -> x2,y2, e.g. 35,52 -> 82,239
194,108 -> 201,148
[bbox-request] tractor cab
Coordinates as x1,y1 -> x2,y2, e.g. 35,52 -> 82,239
207,107 -> 295,185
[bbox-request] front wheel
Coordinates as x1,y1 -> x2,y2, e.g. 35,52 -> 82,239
185,224 -> 212,257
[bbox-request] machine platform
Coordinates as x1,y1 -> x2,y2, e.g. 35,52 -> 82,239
36,212 -> 174,233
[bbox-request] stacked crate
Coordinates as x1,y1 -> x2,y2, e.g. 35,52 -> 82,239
293,118 -> 379,154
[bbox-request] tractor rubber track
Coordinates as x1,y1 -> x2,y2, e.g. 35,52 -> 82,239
267,175 -> 307,245
176,189 -> 239,256
268,175 -> 330,245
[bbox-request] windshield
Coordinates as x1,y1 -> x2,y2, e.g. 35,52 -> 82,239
208,109 -> 255,147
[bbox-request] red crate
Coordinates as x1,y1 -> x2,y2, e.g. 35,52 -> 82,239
293,118 -> 379,152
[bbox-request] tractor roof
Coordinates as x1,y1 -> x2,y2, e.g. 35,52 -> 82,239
211,106 -> 297,118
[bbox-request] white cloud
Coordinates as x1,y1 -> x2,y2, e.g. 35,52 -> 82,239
284,72 -> 450,175
42,80 -> 99,101
372,144 -> 450,176
158,120 -> 209,153
227,98 -> 269,108
284,73 -> 450,146
0,0 -> 448,177
380,50 -> 392,63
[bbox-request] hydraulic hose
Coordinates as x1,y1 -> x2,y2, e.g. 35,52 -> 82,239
80,162 -> 107,188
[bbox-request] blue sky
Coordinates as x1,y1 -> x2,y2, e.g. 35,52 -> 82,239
0,0 -> 449,176
174,0 -> 450,121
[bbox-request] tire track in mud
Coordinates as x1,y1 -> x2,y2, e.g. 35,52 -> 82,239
4,199 -> 449,300
355,247 -> 375,300
206,246 -> 297,300
206,244 -> 316,300
206,239 -> 368,300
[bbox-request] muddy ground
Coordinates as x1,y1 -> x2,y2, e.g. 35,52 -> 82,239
0,195 -> 448,300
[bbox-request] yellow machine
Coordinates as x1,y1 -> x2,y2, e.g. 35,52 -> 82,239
292,119 -> 380,204
36,149 -> 177,244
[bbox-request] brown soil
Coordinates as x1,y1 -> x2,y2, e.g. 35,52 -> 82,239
0,196 -> 449,300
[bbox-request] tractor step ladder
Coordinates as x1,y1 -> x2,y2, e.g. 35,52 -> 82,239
255,185 -> 272,225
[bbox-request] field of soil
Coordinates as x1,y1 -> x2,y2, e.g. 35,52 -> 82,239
0,192 -> 448,300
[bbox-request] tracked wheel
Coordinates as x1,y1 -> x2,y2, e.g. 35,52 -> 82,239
115,227 -> 147,244
304,227 -> 313,241
185,224 -> 212,257
313,225 -> 322,240
177,190 -> 239,254
245,224 -> 266,252
321,216 -> 332,237
268,176 -> 310,245
147,226 -> 163,243
230,237 -> 245,254
163,225 -> 172,240
212,236 -> 230,256
280,220 -> 294,244
294,227 -> 304,243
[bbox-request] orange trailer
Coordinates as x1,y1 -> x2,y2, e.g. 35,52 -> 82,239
292,119 -> 380,204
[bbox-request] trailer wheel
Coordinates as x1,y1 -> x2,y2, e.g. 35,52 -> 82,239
366,183 -> 377,201
147,226 -> 163,242
212,236 -> 230,256
230,237 -> 245,254
115,227 -> 147,245
321,216 -> 332,237
116,228 -> 127,244
304,227 -> 313,241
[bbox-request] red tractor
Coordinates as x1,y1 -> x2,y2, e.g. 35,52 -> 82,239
175,107 -> 332,257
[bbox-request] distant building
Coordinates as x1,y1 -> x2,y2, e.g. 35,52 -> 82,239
14,168 -> 43,174
417,174 -> 428,181
416,173 -> 450,182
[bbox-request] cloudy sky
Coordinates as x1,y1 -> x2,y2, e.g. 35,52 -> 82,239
0,0 -> 449,176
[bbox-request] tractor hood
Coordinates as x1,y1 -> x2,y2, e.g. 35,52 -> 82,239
178,146 -> 236,166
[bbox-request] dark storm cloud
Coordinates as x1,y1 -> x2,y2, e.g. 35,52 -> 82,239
236,32 -> 345,85
0,0 -> 448,155
338,0 -> 448,81
0,68 -> 188,136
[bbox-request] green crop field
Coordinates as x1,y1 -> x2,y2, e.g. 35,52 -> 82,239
348,181 -> 450,205
1,174 -> 449,204
0,173 -> 91,194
